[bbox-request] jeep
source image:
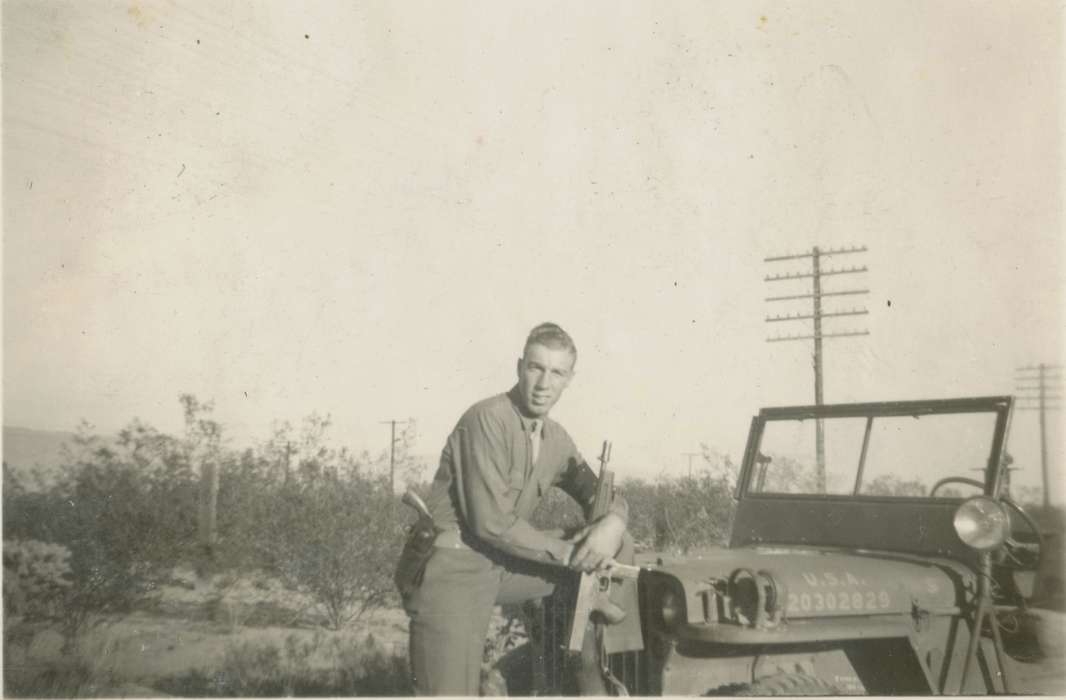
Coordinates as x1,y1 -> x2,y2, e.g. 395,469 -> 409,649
529,396 -> 1044,695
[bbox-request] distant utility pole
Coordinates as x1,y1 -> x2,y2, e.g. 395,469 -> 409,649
682,452 -> 701,479
1015,364 -> 1062,508
197,458 -> 218,574
380,419 -> 409,495
765,245 -> 870,491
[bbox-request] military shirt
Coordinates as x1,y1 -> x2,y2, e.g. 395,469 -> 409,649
424,386 -> 628,564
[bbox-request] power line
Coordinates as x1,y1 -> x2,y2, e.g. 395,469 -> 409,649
767,331 -> 870,343
765,289 -> 869,303
764,245 -> 868,262
765,265 -> 868,282
765,244 -> 870,492
766,308 -> 868,322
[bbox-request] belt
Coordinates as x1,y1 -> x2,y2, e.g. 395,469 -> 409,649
433,528 -> 471,550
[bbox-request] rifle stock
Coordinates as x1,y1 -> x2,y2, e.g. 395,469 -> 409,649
566,441 -> 637,652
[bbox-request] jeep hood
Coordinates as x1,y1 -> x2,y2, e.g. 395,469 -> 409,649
654,546 -> 974,619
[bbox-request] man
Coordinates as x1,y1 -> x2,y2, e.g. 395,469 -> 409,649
399,322 -> 633,695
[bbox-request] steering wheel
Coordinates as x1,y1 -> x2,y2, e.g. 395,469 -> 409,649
1000,495 -> 1044,570
929,476 -> 984,497
928,478 -> 1043,571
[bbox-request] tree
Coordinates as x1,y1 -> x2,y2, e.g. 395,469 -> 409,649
862,474 -> 927,497
622,452 -> 738,555
2,412 -> 204,650
262,473 -> 403,629
179,394 -> 225,576
754,454 -> 820,494
221,416 -> 406,629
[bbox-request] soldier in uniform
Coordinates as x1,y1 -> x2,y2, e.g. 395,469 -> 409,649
398,322 -> 634,695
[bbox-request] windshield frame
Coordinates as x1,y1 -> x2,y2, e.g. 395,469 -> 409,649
736,396 -> 1014,502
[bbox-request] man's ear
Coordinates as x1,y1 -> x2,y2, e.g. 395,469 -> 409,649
516,356 -> 523,379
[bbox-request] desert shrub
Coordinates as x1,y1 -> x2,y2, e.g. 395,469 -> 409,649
863,474 -> 927,497
215,416 -> 407,630
334,634 -> 412,696
3,539 -> 73,621
255,473 -> 404,629
3,656 -> 117,698
159,635 -> 323,696
219,637 -> 294,696
623,471 -> 736,554
51,455 -> 181,643
527,450 -> 740,555
3,539 -> 75,668
155,633 -> 411,697
2,420 -> 199,649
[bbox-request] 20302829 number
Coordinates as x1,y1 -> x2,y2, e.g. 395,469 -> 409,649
787,590 -> 891,613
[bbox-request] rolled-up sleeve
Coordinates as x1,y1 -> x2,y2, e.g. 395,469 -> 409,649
453,409 -> 572,564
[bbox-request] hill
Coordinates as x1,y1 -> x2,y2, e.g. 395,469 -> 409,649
3,425 -> 76,487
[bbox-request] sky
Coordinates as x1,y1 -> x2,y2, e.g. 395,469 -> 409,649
3,1 -> 1063,498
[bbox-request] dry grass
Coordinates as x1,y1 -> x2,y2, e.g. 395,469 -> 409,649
4,567 -> 412,697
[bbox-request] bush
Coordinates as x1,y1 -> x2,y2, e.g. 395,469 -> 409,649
2,420 -> 200,649
3,656 -> 117,698
5,403 -> 419,639
626,475 -> 735,553
3,539 -> 73,621
622,458 -> 737,554
210,415 -> 408,629
3,539 -> 74,669
255,474 -> 404,629
525,450 -> 740,555
155,633 -> 412,696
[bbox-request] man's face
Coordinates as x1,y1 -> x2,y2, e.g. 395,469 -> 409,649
516,343 -> 575,418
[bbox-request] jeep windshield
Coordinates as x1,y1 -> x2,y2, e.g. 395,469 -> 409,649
744,398 -> 1010,499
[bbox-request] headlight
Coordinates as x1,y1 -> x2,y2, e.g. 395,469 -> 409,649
650,577 -> 686,630
728,569 -> 760,625
954,496 -> 1009,551
660,589 -> 683,628
725,568 -> 783,627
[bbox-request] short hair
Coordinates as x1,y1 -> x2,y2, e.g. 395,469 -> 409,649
523,322 -> 577,365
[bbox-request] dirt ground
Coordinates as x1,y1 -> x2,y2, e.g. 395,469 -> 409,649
13,608 -> 410,683
7,565 -> 1065,696
5,567 -> 412,695
1009,608 -> 1066,695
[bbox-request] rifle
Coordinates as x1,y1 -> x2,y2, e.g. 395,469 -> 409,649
566,440 -> 642,653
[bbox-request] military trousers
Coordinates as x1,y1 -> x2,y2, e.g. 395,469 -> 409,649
405,535 -> 640,696
405,544 -> 565,696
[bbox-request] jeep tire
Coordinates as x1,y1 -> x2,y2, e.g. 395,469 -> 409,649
736,672 -> 839,696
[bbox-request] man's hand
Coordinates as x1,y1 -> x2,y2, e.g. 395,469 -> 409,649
568,513 -> 625,572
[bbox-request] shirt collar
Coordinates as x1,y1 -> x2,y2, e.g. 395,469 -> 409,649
507,385 -> 552,439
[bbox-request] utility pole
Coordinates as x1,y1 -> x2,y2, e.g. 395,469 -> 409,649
765,245 -> 870,492
1015,364 -> 1062,508
380,419 -> 409,495
198,458 -> 218,575
682,452 -> 701,479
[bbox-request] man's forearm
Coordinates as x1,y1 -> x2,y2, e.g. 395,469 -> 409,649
470,514 -> 574,564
